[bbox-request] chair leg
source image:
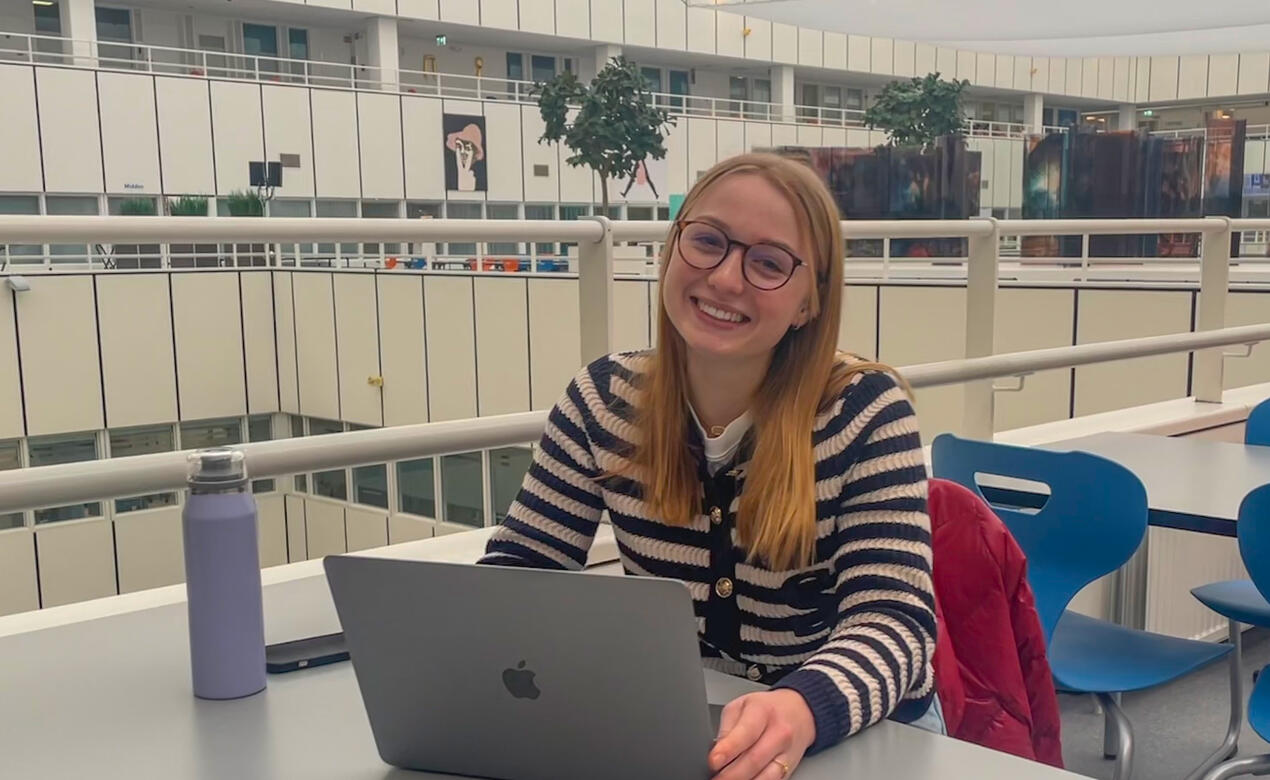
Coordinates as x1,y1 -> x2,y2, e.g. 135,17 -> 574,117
1186,620 -> 1245,780
1098,691 -> 1135,780
1104,692 -> 1121,759
1201,755 -> 1270,780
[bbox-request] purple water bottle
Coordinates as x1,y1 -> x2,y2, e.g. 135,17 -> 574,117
182,448 -> 267,700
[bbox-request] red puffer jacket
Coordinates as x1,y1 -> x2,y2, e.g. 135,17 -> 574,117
928,478 -> 1064,768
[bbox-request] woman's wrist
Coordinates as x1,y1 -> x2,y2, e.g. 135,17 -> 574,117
767,688 -> 817,752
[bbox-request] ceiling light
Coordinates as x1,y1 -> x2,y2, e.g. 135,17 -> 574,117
32,1 -> 55,6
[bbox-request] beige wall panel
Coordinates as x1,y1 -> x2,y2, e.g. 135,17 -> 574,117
1150,56 -> 1180,101
613,280 -> 651,353
171,272 -> 246,421
292,272 -> 341,421
0,530 -> 38,616
403,96 -> 446,201
303,498 -> 346,558
155,77 -> 214,194
840,285 -> 878,358
878,286 -> 966,440
1238,52 -> 1270,95
556,0 -> 591,39
0,284 -> 25,439
241,272 -> 279,414
311,89 -> 362,198
914,43 -> 936,78
474,277 -> 531,416
357,92 -> 405,200
256,494 -> 288,568
994,288 -> 1075,432
97,72 -> 161,194
1074,290 -> 1192,417
96,275 -> 178,428
657,0 -> 687,51
528,278 -> 581,410
261,84 -> 315,198
274,272 -> 300,415
423,276 -> 478,421
872,38 -> 895,76
1178,54 -> 1210,99
1224,291 -> 1270,389
377,274 -> 430,427
624,0 -> 655,46
798,27 -> 823,68
36,520 -> 116,608
715,9 -> 744,58
0,64 -> 44,192
114,507 -> 184,594
389,515 -> 435,544
35,68 -> 102,193
1208,54 -> 1239,97
17,276 -> 104,436
333,274 -> 383,427
848,35 -> 871,72
285,494 -> 307,562
744,17 -> 771,61
589,0 -> 623,43
209,80 -> 263,195
346,505 -> 389,551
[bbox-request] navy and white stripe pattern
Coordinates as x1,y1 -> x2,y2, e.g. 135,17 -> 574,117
480,352 -> 935,753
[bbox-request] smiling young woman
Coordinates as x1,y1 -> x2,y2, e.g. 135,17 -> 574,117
482,153 -> 937,780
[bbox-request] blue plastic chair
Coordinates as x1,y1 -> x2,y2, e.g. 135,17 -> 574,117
1197,484 -> 1270,780
932,434 -> 1234,780
1190,400 -> 1270,667
1247,398 -> 1270,448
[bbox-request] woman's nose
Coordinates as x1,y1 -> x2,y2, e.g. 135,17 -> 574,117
706,245 -> 746,292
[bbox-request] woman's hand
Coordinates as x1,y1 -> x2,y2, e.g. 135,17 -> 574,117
709,689 -> 817,779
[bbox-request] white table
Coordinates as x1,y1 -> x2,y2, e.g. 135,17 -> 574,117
0,527 -> 1087,779
1043,431 -> 1270,536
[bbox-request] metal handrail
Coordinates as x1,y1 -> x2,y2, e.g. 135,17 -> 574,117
0,216 -> 1244,245
1,324 -> 1267,514
0,31 -> 861,127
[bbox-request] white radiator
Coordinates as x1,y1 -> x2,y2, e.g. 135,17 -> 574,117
1145,527 -> 1247,641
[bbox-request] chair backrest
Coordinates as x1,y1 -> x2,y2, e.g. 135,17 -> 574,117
1247,399 -> 1270,447
931,433 -> 1148,643
1239,484 -> 1270,603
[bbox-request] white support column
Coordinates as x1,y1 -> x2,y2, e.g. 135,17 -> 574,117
962,218 -> 1001,439
578,217 -> 615,363
1023,93 -> 1044,134
592,44 -> 622,79
1118,104 -> 1138,131
1194,217 -> 1233,403
364,17 -> 400,91
771,65 -> 795,123
62,0 -> 97,66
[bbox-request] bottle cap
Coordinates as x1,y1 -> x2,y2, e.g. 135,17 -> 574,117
187,448 -> 248,488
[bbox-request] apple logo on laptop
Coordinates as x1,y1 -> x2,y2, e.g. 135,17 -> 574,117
502,660 -> 540,700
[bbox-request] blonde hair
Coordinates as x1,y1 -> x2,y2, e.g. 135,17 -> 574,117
633,153 -> 900,570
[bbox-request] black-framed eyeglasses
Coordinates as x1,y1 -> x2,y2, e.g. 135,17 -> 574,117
673,220 -> 807,291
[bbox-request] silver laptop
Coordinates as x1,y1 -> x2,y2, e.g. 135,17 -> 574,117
324,555 -> 721,780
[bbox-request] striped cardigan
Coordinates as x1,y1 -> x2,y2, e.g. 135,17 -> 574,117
480,352 -> 935,753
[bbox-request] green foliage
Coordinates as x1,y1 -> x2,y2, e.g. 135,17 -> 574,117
117,198 -> 157,216
863,73 -> 969,149
166,195 -> 208,216
225,190 -> 265,217
534,56 -> 676,209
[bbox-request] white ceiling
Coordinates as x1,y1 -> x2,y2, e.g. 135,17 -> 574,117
690,0 -> 1270,56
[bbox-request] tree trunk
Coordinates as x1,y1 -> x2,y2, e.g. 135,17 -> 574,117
599,171 -> 610,215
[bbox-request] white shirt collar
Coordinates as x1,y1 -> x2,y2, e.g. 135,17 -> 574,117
688,404 -> 753,473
